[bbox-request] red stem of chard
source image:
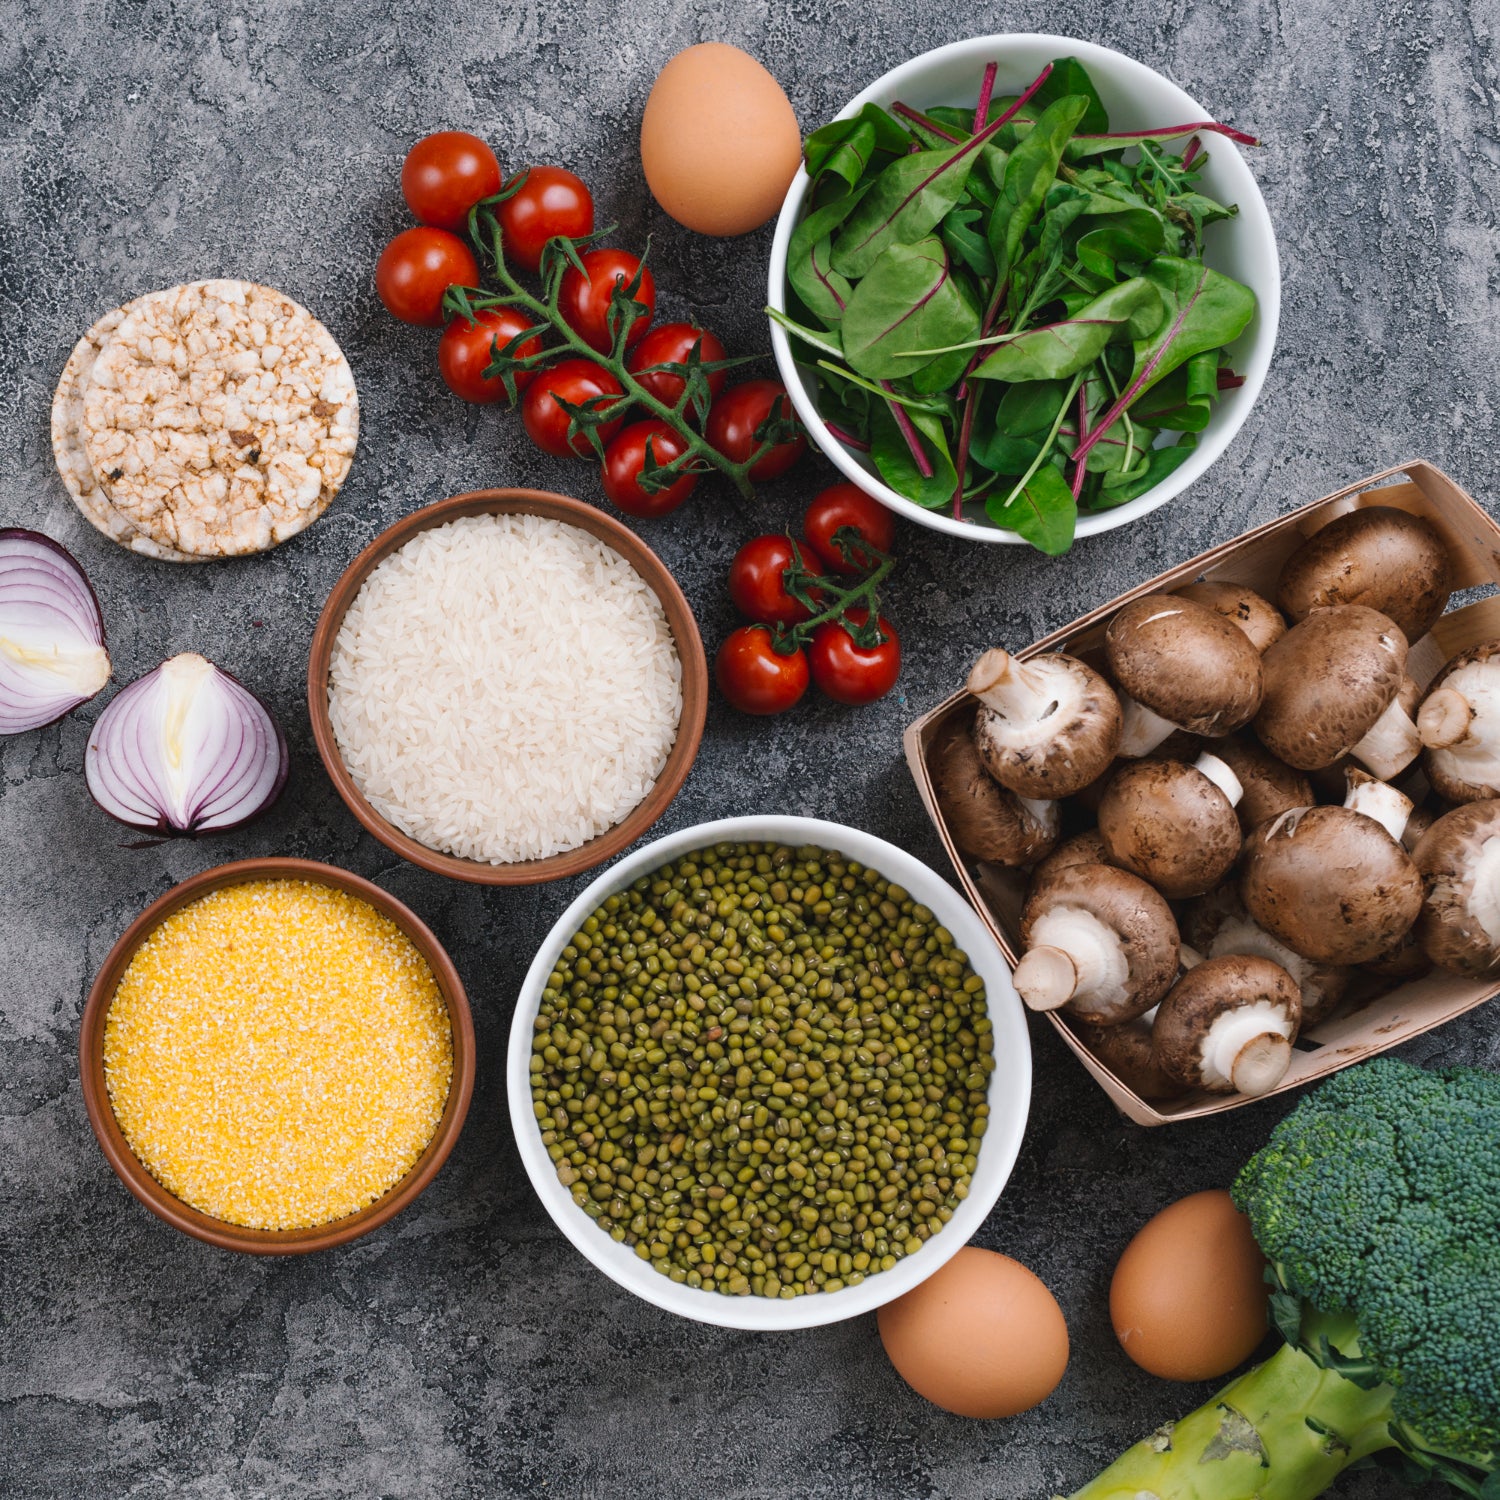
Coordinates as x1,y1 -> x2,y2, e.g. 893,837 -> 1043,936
990,61 -> 1053,130
891,101 -> 963,143
880,381 -> 934,478
1076,120 -> 1258,147
973,62 -> 997,132
1182,134 -> 1203,168
826,420 -> 871,452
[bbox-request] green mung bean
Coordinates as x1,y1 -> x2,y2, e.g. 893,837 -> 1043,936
531,842 -> 995,1299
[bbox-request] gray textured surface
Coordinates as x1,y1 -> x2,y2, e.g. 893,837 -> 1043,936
2,1 -> 1497,1496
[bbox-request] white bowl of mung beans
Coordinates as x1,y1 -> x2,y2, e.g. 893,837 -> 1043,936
508,814 -> 1031,1330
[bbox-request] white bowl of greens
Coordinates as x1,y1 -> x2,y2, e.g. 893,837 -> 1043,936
767,35 -> 1280,552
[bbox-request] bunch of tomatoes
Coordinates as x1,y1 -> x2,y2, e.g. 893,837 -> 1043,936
718,484 -> 902,715
374,130 -> 807,517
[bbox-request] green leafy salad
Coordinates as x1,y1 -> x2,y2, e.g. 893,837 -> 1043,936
771,57 -> 1260,553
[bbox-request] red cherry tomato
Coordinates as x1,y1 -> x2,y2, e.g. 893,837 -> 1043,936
728,535 -> 817,625
520,358 -> 625,459
401,131 -> 502,233
715,627 -> 809,715
600,421 -> 698,518
803,482 -> 897,575
559,249 -> 656,353
706,380 -> 806,481
376,227 -> 480,327
808,610 -> 901,706
626,322 -> 729,412
497,166 -> 595,274
438,308 -> 543,403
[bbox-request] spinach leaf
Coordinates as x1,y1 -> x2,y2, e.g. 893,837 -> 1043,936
987,95 -> 1090,280
841,237 -> 977,380
972,277 -> 1162,383
869,401 -> 958,510
1072,211 -> 1166,278
1030,57 -> 1109,133
1128,351 -> 1220,432
1090,435 -> 1198,508
787,181 -> 870,325
996,377 -> 1072,434
940,203 -> 996,282
805,104 -> 910,181
1125,256 -> 1256,399
986,458 -> 1076,553
832,130 -> 992,278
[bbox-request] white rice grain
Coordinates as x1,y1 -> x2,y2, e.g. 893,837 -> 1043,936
327,513 -> 683,864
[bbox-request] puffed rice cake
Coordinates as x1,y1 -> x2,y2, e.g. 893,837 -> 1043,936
51,301 -> 200,563
80,280 -> 359,558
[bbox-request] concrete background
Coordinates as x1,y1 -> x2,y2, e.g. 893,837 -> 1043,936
2,0 -> 1496,1495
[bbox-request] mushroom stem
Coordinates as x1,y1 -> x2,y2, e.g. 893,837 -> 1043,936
967,649 -> 1058,723
1351,692 -> 1423,780
1012,946 -> 1078,1011
1344,771 -> 1412,844
1201,1001 -> 1295,1095
1117,695 -> 1177,757
1418,686 -> 1474,750
1016,904 -> 1130,1012
1193,751 -> 1244,807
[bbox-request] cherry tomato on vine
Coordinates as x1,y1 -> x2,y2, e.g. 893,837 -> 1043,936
438,308 -> 542,403
401,131 -> 502,233
376,227 -> 479,327
706,380 -> 806,481
559,249 -> 656,353
626,322 -> 729,411
497,166 -> 595,273
728,535 -> 816,625
715,627 -> 809,716
803,482 -> 896,575
520,358 -> 625,459
808,609 -> 901,706
601,421 -> 698,517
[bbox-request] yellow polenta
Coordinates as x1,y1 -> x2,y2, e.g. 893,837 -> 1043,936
104,879 -> 452,1230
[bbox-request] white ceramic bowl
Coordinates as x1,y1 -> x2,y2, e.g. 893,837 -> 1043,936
767,34 -> 1281,545
507,815 -> 1031,1330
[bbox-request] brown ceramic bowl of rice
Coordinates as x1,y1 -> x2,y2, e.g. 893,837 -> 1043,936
308,489 -> 708,884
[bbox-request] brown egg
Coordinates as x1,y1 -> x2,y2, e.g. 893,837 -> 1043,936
877,1247 -> 1069,1418
1110,1189 -> 1270,1381
640,43 -> 801,237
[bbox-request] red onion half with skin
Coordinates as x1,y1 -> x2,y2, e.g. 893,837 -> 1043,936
0,528 -> 111,734
86,653 -> 289,835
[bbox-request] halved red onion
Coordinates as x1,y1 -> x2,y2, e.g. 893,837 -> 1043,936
0,528 -> 111,734
86,653 -> 288,835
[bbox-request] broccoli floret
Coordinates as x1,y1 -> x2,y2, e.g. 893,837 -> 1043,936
1233,1058 -> 1500,1468
1071,1059 -> 1500,1499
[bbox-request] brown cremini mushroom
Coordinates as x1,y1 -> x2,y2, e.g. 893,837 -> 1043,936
930,713 -> 1058,867
1253,605 -> 1409,771
1027,829 -> 1108,898
1152,954 -> 1302,1097
1106,594 -> 1264,756
1174,580 -> 1287,653
1275,505 -> 1453,644
1074,1010 -> 1184,1103
1209,736 -> 1314,838
1411,799 -> 1500,975
1417,640 -> 1500,804
1013,864 -> 1179,1023
1096,752 -> 1245,899
1240,798 -> 1422,965
1182,884 -> 1349,1027
967,648 -> 1121,799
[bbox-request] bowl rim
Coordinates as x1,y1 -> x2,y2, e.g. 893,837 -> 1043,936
766,31 -> 1282,545
307,488 -> 709,885
78,856 -> 477,1255
506,813 -> 1033,1330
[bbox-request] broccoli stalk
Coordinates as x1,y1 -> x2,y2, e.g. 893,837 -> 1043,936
1066,1059 -> 1500,1500
1069,1342 -> 1400,1499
